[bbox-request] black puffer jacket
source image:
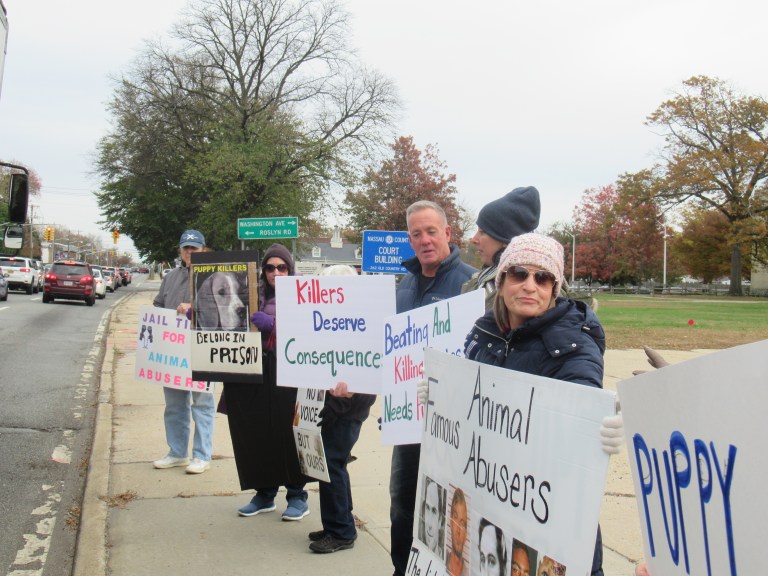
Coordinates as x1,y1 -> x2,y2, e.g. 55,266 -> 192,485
464,297 -> 605,389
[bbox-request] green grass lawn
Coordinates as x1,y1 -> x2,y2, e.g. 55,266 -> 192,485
593,294 -> 768,350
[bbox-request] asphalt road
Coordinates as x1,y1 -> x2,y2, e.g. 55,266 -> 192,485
0,275 -> 149,575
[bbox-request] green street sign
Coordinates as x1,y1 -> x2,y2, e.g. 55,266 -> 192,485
237,217 -> 299,240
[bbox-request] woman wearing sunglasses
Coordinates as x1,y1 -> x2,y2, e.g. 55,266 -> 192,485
463,233 -> 609,576
225,243 -> 313,521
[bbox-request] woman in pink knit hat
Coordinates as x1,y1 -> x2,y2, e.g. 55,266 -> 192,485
463,232 -> 621,576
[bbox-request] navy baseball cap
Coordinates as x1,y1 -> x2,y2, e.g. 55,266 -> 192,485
179,229 -> 205,248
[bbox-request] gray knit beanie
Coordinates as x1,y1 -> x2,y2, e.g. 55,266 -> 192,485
476,186 -> 541,244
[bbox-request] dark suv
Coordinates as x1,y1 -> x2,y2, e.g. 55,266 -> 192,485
43,261 -> 97,306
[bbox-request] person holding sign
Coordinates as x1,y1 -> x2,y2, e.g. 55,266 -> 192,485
308,265 -> 377,554
389,200 -> 477,576
463,233 -> 619,576
225,244 -> 313,521
461,186 -> 541,310
152,229 -> 215,475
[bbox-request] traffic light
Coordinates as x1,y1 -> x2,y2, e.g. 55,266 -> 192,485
112,228 -> 120,244
43,226 -> 54,242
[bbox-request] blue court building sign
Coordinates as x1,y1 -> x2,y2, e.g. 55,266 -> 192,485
361,230 -> 415,274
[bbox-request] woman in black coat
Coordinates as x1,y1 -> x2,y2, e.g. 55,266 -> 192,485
463,233 -> 617,576
224,243 -> 314,521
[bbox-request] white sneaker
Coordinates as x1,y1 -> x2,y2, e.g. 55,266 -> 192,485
153,454 -> 190,469
185,458 -> 211,474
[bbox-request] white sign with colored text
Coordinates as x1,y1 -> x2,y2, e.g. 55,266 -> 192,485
380,290 -> 484,445
618,340 -> 767,576
275,274 -> 395,393
134,305 -> 214,393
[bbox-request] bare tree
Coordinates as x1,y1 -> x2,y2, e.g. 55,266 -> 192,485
96,0 -> 399,260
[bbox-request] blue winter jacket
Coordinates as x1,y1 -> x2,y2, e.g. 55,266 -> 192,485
396,245 -> 477,313
464,297 -> 606,389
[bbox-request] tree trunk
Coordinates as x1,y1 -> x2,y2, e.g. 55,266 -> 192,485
729,243 -> 742,296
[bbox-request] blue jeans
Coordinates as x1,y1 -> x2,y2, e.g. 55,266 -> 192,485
257,485 -> 307,503
320,418 -> 363,540
163,387 -> 215,461
389,443 -> 420,576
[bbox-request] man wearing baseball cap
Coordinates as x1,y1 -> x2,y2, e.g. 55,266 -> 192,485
152,229 -> 215,474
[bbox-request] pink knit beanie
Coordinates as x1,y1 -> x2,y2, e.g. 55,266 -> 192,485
495,233 -> 565,297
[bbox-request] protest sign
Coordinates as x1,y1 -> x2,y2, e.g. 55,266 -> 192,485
292,387 -> 330,482
275,274 -> 395,393
617,339 -> 768,576
380,290 -> 484,445
189,250 -> 262,383
409,349 -> 615,576
134,305 -> 213,393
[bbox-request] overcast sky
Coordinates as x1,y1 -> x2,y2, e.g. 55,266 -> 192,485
2,0 -> 767,258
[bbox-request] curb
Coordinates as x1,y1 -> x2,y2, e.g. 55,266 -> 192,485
72,293 -> 135,576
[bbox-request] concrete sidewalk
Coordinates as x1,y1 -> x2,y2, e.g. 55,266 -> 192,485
74,283 -> 713,576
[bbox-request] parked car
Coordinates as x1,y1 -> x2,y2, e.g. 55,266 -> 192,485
0,256 -> 37,294
43,260 -> 96,306
92,268 -> 107,299
0,272 -> 8,301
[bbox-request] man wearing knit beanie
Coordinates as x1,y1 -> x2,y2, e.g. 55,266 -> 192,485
462,186 -> 541,309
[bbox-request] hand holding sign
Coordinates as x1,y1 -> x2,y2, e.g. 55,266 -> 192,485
600,414 -> 624,455
250,311 -> 274,332
328,381 -> 353,398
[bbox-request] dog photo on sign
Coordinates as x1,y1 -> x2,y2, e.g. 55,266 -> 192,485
194,270 -> 250,331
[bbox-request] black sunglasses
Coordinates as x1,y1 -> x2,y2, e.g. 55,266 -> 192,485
264,263 -> 288,272
505,265 -> 556,287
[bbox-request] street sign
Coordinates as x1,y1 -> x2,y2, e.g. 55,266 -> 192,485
361,230 -> 415,274
237,217 -> 298,240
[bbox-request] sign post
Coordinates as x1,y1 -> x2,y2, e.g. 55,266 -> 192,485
237,217 -> 298,240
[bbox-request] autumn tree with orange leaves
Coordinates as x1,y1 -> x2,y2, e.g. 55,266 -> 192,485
343,136 -> 469,246
567,184 -> 668,286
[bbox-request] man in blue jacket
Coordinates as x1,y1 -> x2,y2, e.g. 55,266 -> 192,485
389,200 -> 476,576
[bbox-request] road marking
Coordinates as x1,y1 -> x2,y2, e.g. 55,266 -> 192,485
7,482 -> 61,575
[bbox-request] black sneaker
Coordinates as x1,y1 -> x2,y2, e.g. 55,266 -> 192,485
308,530 -> 326,542
309,534 -> 355,554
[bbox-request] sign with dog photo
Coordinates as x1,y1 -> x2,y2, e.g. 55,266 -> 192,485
190,250 -> 262,383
